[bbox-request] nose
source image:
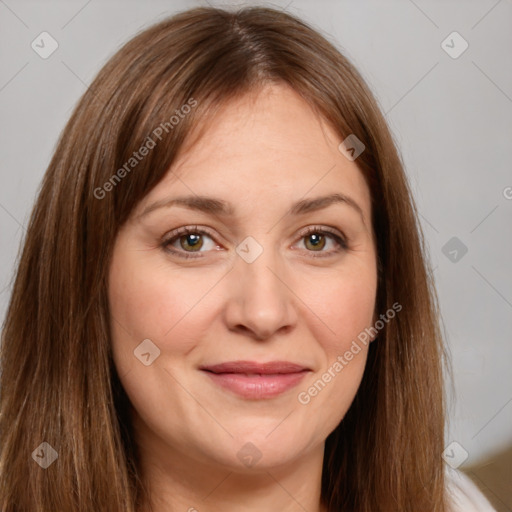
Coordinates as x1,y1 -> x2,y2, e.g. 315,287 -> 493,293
222,246 -> 298,341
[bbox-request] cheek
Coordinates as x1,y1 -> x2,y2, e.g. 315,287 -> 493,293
109,267 -> 187,338
298,348 -> 367,437
293,270 -> 376,426
107,241 -> 208,373
305,269 -> 377,353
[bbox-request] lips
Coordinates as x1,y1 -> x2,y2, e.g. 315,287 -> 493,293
200,360 -> 311,399
200,360 -> 309,374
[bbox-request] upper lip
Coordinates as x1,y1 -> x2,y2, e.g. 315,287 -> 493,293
200,360 -> 310,374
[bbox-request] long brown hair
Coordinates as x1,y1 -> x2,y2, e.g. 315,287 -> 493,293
0,6 -> 449,511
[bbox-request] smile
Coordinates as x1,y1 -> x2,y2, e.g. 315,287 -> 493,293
199,360 -> 312,399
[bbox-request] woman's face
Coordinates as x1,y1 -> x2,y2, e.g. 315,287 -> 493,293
108,84 -> 378,472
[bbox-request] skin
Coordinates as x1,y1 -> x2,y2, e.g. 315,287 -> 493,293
108,83 -> 378,512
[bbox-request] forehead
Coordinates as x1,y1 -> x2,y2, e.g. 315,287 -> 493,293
138,84 -> 372,222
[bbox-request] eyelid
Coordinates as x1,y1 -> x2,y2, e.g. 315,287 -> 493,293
296,225 -> 346,241
294,225 -> 349,257
161,224 -> 348,259
161,225 -> 220,259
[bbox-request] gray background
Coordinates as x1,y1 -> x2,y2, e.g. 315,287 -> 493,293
1,0 -> 511,509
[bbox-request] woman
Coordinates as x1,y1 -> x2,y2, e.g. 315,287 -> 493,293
0,5 -> 496,511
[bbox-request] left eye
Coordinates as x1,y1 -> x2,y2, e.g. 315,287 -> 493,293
162,226 -> 348,259
297,227 -> 348,256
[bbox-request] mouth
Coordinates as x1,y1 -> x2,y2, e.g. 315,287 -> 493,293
199,360 -> 311,399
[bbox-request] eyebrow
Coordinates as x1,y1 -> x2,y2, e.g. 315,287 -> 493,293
137,192 -> 366,225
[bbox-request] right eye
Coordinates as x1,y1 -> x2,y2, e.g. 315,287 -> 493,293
161,225 -> 222,259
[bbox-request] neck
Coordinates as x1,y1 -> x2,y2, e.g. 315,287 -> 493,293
134,418 -> 327,512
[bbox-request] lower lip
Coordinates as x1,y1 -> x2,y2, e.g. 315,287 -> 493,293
202,370 -> 309,399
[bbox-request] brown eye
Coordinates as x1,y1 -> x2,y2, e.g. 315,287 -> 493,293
304,232 -> 327,251
297,226 -> 348,258
162,226 -> 219,259
178,233 -> 204,252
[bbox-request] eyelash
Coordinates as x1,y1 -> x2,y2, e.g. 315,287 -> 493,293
161,225 -> 349,260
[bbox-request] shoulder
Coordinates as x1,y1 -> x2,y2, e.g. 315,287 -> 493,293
445,466 -> 497,512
